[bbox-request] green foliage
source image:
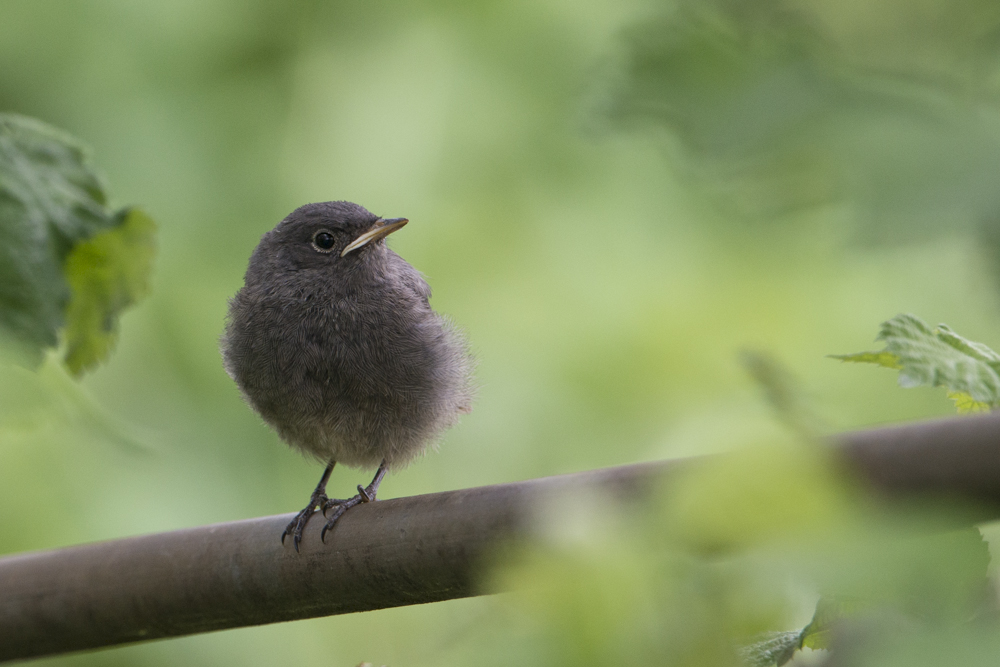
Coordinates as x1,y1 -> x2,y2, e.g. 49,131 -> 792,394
947,392 -> 992,414
739,350 -> 826,439
831,351 -> 902,370
0,114 -> 155,372
2,2 -> 1000,667
63,209 -> 156,375
832,314 -> 1000,410
739,631 -> 801,667
476,441 -> 993,667
800,597 -> 863,651
604,0 -> 1000,246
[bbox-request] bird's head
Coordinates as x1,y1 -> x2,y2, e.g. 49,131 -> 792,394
250,201 -> 408,277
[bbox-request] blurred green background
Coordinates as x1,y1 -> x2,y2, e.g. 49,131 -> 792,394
4,0 -> 1000,665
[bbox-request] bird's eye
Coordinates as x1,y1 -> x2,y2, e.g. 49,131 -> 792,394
312,230 -> 336,253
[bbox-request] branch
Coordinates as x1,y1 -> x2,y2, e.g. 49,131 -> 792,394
3,412 -> 1000,662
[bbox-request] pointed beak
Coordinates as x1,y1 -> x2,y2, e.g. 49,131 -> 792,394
340,217 -> 409,257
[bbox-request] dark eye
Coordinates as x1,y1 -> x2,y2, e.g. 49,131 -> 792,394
312,230 -> 336,253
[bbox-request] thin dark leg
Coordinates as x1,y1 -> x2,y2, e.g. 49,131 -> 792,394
321,459 -> 388,542
356,459 -> 388,502
281,459 -> 335,552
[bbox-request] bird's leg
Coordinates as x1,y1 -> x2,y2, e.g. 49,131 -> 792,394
357,459 -> 388,502
281,459 -> 335,551
321,459 -> 388,542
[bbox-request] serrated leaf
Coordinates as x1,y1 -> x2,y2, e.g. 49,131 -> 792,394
739,631 -> 802,667
63,209 -> 155,375
0,113 -> 154,372
832,314 -> 1000,409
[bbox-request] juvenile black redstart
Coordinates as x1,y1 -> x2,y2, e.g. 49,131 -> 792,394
222,201 -> 474,550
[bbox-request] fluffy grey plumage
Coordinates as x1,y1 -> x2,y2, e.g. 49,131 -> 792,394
221,201 -> 473,548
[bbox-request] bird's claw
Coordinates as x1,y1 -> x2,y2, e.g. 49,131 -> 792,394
320,488 -> 379,542
280,491 -> 328,552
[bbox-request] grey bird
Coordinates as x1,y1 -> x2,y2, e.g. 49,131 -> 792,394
221,201 -> 474,550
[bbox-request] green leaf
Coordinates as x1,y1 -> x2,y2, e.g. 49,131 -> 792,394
63,209 -> 156,375
799,596 -> 867,651
947,391 -> 992,414
832,314 -> 1000,409
0,113 -> 154,371
828,351 -> 902,369
746,596 -> 888,664
740,631 -> 802,667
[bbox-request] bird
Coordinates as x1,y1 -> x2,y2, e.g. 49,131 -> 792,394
221,201 -> 474,550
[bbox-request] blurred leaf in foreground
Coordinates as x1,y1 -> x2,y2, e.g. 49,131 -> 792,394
63,209 -> 156,375
476,433 -> 993,667
0,113 -> 155,372
832,313 -> 1000,410
601,0 -> 1000,244
0,352 -> 146,451
740,350 -> 827,439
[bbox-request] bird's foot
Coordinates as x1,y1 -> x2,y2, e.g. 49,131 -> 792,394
356,480 -> 379,502
320,487 -> 379,542
281,490 -> 329,552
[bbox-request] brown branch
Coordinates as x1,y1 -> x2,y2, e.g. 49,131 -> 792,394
2,411 -> 1000,662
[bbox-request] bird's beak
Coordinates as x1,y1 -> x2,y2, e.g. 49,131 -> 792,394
340,218 -> 409,257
